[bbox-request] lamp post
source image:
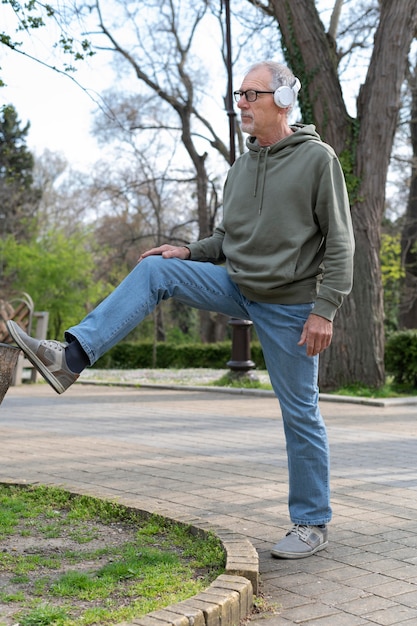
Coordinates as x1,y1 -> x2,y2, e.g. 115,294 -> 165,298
224,0 -> 236,166
223,0 -> 255,378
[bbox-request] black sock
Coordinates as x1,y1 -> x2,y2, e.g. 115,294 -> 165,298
65,339 -> 90,374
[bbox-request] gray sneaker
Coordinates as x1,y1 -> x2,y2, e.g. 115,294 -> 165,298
271,524 -> 328,559
6,320 -> 78,394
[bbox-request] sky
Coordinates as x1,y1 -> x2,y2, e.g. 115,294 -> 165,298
1,45 -> 109,169
0,0 -> 241,172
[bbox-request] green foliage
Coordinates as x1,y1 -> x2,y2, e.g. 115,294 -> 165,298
385,330 -> 417,387
381,233 -> 404,283
94,340 -> 267,370
1,1 -> 94,77
0,104 -> 33,185
18,603 -> 68,626
0,231 -> 111,337
328,380 -> 417,398
212,373 -> 268,389
0,104 -> 41,238
167,300 -> 200,343
339,146 -> 361,205
381,232 -> 404,332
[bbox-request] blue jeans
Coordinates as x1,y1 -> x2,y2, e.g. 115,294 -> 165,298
66,256 -> 331,525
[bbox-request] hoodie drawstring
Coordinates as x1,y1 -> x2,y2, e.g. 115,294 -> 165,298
253,147 -> 270,214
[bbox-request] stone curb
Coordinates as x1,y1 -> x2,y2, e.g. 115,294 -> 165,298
77,378 -> 417,407
123,574 -> 254,626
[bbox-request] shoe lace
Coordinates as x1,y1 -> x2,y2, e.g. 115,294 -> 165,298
288,524 -> 311,542
43,340 -> 66,352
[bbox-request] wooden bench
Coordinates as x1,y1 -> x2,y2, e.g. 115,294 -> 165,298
0,293 -> 49,385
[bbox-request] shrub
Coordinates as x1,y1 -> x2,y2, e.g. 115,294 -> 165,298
385,330 -> 417,386
94,341 -> 266,370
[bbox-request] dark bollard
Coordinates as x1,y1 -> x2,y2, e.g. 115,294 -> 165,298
227,318 -> 257,381
0,343 -> 20,405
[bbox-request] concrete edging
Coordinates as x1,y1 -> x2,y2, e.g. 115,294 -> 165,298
125,574 -> 254,626
78,378 -> 417,407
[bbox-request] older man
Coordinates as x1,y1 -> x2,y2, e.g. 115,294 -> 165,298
8,61 -> 354,559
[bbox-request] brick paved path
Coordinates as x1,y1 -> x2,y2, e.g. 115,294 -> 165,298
1,384 -> 417,625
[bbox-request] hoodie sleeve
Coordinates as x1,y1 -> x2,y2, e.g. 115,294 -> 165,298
312,156 -> 355,321
186,224 -> 226,264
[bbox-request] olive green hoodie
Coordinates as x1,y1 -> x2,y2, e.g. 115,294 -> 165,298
187,124 -> 355,321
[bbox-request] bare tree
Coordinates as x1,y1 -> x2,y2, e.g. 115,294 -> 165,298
88,145 -> 197,270
399,57 -> 417,329
87,0 -> 231,241
86,0 -> 238,342
87,118 -> 200,342
33,150 -> 97,236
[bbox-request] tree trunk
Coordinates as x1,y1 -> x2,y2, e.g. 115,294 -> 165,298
270,0 -> 351,152
332,0 -> 416,386
198,311 -> 229,343
0,343 -> 20,404
268,0 -> 417,388
399,63 -> 417,329
319,228 -> 385,388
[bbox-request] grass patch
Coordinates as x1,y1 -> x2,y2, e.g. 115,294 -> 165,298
210,372 -> 271,390
210,373 -> 417,398
0,483 -> 225,626
324,380 -> 417,398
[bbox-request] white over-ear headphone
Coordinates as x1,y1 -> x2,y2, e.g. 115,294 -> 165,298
273,77 -> 301,108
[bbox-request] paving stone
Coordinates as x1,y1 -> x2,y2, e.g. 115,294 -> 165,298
2,383 -> 417,626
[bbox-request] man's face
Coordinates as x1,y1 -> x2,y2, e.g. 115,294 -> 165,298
237,67 -> 279,140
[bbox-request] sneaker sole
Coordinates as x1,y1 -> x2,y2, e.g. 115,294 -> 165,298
271,540 -> 328,559
7,322 -> 66,394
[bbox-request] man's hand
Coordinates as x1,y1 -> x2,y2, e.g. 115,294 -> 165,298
139,244 -> 190,262
298,313 -> 333,357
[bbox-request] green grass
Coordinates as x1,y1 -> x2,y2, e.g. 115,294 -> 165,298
211,373 -> 417,398
210,372 -> 272,390
0,483 -> 225,626
323,379 -> 417,398
18,604 -> 68,626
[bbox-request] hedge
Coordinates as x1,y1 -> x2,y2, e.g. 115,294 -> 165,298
93,340 -> 266,370
385,330 -> 417,387
93,333 -> 417,389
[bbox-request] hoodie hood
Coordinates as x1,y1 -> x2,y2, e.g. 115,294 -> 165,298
246,123 -> 322,153
246,124 -> 323,213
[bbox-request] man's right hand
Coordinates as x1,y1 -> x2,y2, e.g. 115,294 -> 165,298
138,244 -> 190,262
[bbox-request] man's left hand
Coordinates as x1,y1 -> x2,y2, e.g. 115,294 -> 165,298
298,313 -> 333,356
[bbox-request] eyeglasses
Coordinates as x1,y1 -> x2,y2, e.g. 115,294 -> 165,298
233,90 -> 275,103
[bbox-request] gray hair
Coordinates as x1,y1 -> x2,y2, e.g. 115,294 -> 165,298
245,61 -> 300,112
246,61 -> 296,90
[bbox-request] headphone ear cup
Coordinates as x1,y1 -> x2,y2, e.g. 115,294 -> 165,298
273,85 -> 295,108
